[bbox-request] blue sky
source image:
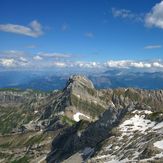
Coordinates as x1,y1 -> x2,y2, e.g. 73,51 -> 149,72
0,0 -> 163,70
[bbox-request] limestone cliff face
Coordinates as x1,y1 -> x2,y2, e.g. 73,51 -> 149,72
41,75 -> 107,123
63,75 -> 107,121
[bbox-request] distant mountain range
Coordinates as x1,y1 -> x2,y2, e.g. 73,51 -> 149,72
1,70 -> 163,91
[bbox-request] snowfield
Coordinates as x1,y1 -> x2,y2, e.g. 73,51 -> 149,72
73,112 -> 90,122
132,110 -> 152,114
119,114 -> 155,136
154,140 -> 163,149
90,109 -> 163,163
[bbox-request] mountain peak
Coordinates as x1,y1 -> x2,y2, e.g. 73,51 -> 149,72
67,75 -> 94,89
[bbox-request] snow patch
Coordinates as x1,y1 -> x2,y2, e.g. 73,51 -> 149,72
110,101 -> 115,107
144,110 -> 152,114
154,140 -> 163,149
73,112 -> 90,122
34,110 -> 38,114
76,94 -> 80,98
120,114 -> 155,136
105,144 -> 113,150
155,152 -> 163,158
114,146 -> 119,150
132,110 -> 152,114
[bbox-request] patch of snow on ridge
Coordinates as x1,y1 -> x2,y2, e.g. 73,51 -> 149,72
120,114 -> 155,136
110,101 -> 115,107
73,112 -> 90,122
154,140 -> 163,149
144,110 -> 152,114
131,110 -> 163,132
34,110 -> 38,114
132,110 -> 152,114
76,94 -> 80,98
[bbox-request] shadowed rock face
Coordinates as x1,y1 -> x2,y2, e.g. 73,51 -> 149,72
46,107 -> 128,163
1,75 -> 163,162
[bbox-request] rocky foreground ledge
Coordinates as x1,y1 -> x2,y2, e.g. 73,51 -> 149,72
0,75 -> 163,162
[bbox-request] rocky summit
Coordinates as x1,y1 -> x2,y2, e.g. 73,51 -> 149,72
0,75 -> 163,163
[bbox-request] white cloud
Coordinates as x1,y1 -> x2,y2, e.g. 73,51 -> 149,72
0,50 -> 29,68
50,61 -> 101,69
33,55 -> 43,60
53,62 -> 67,68
112,8 -> 133,18
112,2 -> 163,29
0,50 -> 29,65
153,62 -> 163,68
19,57 -> 28,62
145,1 -> 163,29
0,20 -> 43,37
50,60 -> 163,70
130,62 -> 145,68
1,58 -> 163,71
144,45 -> 162,49
105,60 -> 163,69
74,61 -> 101,68
0,57 -> 29,68
105,60 -> 130,68
1,49 -> 163,71
0,58 -> 15,67
130,62 -> 151,68
39,52 -> 71,58
111,8 -> 143,22
143,63 -> 152,68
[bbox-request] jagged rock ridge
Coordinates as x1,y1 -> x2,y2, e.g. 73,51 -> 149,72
46,75 -> 163,163
0,75 -> 163,162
